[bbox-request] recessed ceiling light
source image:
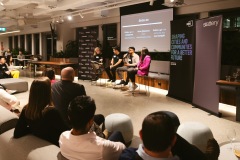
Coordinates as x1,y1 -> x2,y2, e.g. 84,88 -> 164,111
67,15 -> 72,21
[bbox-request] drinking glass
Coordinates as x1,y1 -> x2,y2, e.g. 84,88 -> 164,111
233,144 -> 240,158
233,72 -> 238,82
227,129 -> 236,149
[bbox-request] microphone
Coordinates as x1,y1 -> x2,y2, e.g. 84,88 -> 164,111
123,52 -> 129,58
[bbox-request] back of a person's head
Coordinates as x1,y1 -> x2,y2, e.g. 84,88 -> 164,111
45,69 -> 55,80
68,95 -> 96,130
61,67 -> 74,81
26,77 -> 52,120
141,112 -> 175,152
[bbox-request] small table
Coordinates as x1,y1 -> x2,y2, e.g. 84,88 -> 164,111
29,61 -> 78,77
219,142 -> 240,160
216,80 -> 240,121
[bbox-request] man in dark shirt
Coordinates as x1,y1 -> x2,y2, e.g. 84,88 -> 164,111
52,67 -> 86,126
0,56 -> 12,79
119,111 -> 207,160
105,46 -> 123,82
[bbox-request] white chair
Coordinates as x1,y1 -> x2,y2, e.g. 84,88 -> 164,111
105,113 -> 133,144
177,121 -> 214,152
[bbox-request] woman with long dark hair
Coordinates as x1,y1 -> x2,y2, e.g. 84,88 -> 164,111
6,55 -> 20,78
14,77 -> 68,146
127,47 -> 151,91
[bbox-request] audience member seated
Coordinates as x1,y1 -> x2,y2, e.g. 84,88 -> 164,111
45,68 -> 56,84
6,55 -> 20,78
13,77 -> 68,146
5,48 -> 12,57
59,95 -> 126,160
105,46 -> 123,83
119,111 -> 180,160
0,56 -> 12,79
119,111 -> 207,160
127,47 -> 151,91
52,67 -> 106,138
17,50 -> 25,67
116,46 -> 139,86
91,47 -> 104,81
0,84 -> 19,111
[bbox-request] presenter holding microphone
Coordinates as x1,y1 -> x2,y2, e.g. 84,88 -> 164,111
116,47 -> 139,85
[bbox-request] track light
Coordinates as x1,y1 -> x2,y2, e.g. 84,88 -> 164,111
79,12 -> 84,19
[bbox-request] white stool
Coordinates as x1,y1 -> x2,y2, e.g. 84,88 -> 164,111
177,122 -> 213,152
105,113 -> 133,144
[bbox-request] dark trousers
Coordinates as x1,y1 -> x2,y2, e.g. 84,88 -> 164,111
108,131 -> 126,145
128,70 -> 138,83
105,66 -> 118,81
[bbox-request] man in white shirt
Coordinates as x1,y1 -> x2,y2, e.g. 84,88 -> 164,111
116,47 -> 139,86
59,95 -> 126,160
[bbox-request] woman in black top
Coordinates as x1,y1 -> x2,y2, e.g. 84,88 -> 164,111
91,47 -> 104,81
14,77 -> 68,146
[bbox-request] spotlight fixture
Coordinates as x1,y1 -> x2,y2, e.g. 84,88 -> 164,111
149,0 -> 154,6
79,12 -> 84,19
67,15 -> 72,21
0,2 -> 3,6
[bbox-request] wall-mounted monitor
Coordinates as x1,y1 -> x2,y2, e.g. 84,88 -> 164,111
121,8 -> 173,52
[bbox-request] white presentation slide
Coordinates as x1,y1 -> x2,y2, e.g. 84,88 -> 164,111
121,9 -> 173,52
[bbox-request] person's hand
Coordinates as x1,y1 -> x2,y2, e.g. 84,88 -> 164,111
5,71 -> 10,75
110,65 -> 114,69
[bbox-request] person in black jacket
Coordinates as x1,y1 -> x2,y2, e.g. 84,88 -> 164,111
14,77 -> 68,146
51,67 -> 106,138
0,56 -> 12,79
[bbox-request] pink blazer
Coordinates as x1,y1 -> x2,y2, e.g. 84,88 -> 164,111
137,55 -> 151,76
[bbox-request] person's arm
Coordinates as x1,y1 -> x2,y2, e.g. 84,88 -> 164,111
0,89 -> 18,110
109,57 -> 113,65
102,139 -> 126,160
14,108 -> 30,138
112,59 -> 122,67
139,56 -> 151,70
80,85 -> 86,95
127,54 -> 139,67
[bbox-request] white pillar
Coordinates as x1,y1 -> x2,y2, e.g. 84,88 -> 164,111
18,35 -> 20,48
31,34 -> 34,55
24,34 -> 27,51
39,33 -> 42,56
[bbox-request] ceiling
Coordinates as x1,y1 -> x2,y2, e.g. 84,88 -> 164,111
0,0 -> 239,33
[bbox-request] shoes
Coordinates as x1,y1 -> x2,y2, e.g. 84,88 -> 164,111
111,79 -> 116,82
133,84 -> 138,90
129,84 -> 138,91
107,79 -> 112,82
124,81 -> 129,86
117,80 -> 125,85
